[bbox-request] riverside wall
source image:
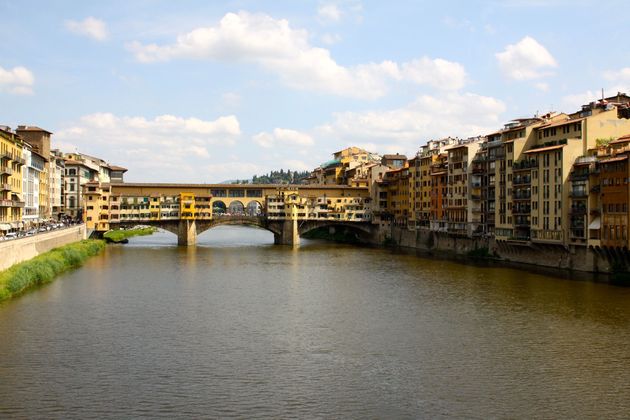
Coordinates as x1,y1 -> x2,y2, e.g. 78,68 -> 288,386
382,226 -> 614,275
0,226 -> 87,272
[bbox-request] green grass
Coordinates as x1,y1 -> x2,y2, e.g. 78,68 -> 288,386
103,227 -> 156,243
0,240 -> 106,302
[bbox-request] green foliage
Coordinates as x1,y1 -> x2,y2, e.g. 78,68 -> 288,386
249,169 -> 311,184
103,227 -> 156,243
596,137 -> 615,147
0,240 -> 106,302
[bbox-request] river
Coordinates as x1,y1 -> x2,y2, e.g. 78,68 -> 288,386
1,226 -> 629,418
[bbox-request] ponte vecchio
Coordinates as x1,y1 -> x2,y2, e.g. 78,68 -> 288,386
83,183 -> 374,245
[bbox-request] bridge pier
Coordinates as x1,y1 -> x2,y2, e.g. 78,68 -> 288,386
274,219 -> 299,246
178,219 -> 197,246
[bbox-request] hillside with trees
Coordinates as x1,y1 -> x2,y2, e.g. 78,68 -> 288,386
230,169 -> 311,184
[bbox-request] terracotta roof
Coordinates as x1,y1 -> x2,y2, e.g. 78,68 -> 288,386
16,126 -> 53,134
599,155 -> 628,164
609,134 -> 630,144
537,117 -> 585,129
382,154 -> 407,159
524,144 -> 565,154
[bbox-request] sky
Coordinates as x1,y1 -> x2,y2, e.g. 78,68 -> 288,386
1,0 -> 629,183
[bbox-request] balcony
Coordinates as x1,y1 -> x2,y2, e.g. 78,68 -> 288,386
11,200 -> 24,208
570,205 -> 587,215
512,159 -> 537,170
513,192 -> 531,200
0,199 -> 12,207
513,176 -> 531,185
0,183 -> 10,191
0,166 -> 13,175
14,156 -> 25,166
513,207 -> 531,215
570,172 -> 590,181
0,152 -> 12,161
514,217 -> 530,227
569,190 -> 588,198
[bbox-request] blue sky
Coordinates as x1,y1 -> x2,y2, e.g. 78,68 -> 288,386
1,0 -> 629,182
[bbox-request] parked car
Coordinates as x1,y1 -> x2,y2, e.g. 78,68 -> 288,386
5,232 -> 18,240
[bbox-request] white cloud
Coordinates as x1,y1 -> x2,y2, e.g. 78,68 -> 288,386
320,33 -> 341,45
221,92 -> 241,107
65,17 -> 108,41
602,67 -> 630,95
128,11 -> 467,99
54,113 -> 242,182
495,36 -> 557,80
0,65 -> 34,95
318,3 -> 342,23
534,82 -> 549,92
400,57 -> 466,90
253,128 -> 314,148
316,92 -> 506,153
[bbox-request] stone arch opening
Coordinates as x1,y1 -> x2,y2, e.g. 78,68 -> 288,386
228,201 -> 245,216
246,200 -> 263,216
213,200 -> 227,215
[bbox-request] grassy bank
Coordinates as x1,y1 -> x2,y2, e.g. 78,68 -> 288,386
0,240 -> 106,302
103,227 -> 156,243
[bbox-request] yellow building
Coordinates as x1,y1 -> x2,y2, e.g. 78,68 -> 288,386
0,127 -> 25,233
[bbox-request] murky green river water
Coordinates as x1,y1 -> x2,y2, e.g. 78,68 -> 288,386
1,226 -> 629,418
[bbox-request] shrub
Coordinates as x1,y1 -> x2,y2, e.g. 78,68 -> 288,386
0,240 -> 105,302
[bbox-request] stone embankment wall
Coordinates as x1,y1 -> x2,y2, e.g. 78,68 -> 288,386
0,226 -> 87,272
382,226 -> 613,274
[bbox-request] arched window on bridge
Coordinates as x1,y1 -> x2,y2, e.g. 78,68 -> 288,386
212,201 -> 226,215
246,201 -> 262,216
228,201 -> 244,216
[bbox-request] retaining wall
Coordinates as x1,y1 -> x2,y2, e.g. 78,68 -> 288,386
0,226 -> 87,271
384,226 -> 613,274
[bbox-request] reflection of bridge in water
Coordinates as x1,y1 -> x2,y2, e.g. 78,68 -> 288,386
84,183 -> 375,245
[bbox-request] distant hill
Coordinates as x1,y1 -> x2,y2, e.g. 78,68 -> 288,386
230,169 -> 311,185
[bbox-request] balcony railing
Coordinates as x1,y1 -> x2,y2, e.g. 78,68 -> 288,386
570,205 -> 587,215
569,190 -> 588,198
0,199 -> 12,207
513,176 -> 531,185
512,159 -> 538,170
513,192 -> 531,200
0,166 -> 13,175
574,156 -> 598,165
0,183 -> 10,191
570,172 -> 589,181
513,207 -> 531,215
11,200 -> 24,208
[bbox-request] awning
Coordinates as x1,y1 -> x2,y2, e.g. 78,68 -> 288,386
588,217 -> 601,230
0,223 -> 11,231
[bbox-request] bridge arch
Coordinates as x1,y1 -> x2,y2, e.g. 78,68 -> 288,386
246,200 -> 263,216
212,200 -> 227,215
228,200 -> 245,215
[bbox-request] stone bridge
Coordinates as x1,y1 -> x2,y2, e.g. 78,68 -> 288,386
113,215 -> 375,246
